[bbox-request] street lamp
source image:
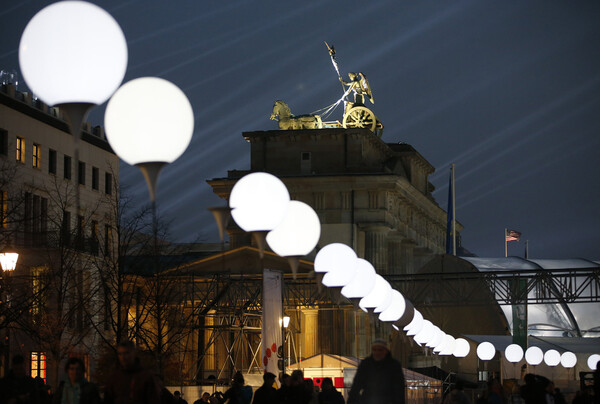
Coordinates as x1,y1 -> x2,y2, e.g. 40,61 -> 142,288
282,316 -> 290,375
0,253 -> 19,272
105,77 -> 195,202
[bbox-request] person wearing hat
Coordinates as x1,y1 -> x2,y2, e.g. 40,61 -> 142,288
251,372 -> 278,404
348,338 -> 406,404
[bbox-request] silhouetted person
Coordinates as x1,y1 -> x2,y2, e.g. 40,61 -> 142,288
104,340 -> 160,404
252,372 -> 277,404
444,381 -> 470,404
194,392 -> 211,404
348,339 -> 405,404
487,379 -> 505,404
1,354 -> 41,404
318,377 -> 344,404
52,357 -> 100,404
520,374 -> 545,404
174,391 -> 189,404
278,370 -> 311,404
221,371 -> 253,404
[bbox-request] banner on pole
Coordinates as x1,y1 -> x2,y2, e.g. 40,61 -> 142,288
262,268 -> 283,377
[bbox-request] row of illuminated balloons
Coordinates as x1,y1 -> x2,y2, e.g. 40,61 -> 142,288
228,172 -> 600,370
19,1 -> 195,200
228,172 -> 469,357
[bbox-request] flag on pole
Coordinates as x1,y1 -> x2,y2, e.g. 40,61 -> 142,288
505,229 -> 521,242
262,269 -> 283,379
445,167 -> 454,255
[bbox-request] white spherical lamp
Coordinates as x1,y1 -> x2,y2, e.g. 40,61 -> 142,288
19,1 -> 127,106
379,290 -> 407,322
588,354 -> 600,371
433,332 -> 447,353
452,338 -> 470,358
340,258 -> 375,299
105,77 -> 194,201
560,352 -> 577,368
440,335 -> 457,356
413,320 -> 435,345
426,327 -> 443,349
314,243 -> 357,274
544,350 -> 561,367
359,275 -> 392,313
525,347 -> 544,366
505,344 -> 524,363
228,172 -> 290,233
404,310 -> 424,337
266,200 -> 320,257
477,342 -> 496,361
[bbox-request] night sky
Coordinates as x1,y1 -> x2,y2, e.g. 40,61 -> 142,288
2,1 -> 599,260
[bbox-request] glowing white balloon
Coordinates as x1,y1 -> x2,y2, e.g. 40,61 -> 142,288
359,275 -> 392,313
505,344 -> 524,363
19,1 -> 127,106
341,258 -> 376,298
453,338 -> 470,358
544,350 -> 561,367
414,320 -> 435,345
229,172 -> 290,232
588,354 -> 600,371
266,201 -> 320,257
440,335 -> 457,356
404,310 -> 424,337
433,332 -> 447,353
426,326 -> 443,348
525,347 -> 544,366
477,342 -> 496,361
314,243 -> 357,274
560,352 -> 577,368
379,290 -> 407,322
105,77 -> 194,166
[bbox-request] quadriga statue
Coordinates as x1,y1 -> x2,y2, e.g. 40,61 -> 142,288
270,100 -> 323,130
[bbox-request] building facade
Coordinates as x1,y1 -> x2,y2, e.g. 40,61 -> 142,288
0,83 -> 119,387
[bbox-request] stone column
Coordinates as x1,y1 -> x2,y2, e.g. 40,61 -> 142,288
387,232 -> 404,275
400,240 -> 416,274
363,226 -> 390,274
302,309 -> 319,358
203,310 -> 216,377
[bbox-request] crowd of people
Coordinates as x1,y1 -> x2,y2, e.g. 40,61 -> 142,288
1,338 -> 598,404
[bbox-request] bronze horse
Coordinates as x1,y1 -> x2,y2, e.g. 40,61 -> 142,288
270,100 -> 322,130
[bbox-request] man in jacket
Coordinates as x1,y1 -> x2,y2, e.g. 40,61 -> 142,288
348,339 -> 405,404
104,340 -> 160,404
53,357 -> 101,404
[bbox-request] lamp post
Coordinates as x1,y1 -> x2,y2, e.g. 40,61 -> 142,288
282,315 -> 290,375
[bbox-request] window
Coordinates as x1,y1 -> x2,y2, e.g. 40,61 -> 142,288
32,143 -> 41,168
78,161 -> 85,185
104,224 -> 112,257
62,211 -> 71,246
0,128 -> 7,156
76,215 -> 84,250
32,267 -> 46,320
40,198 -> 48,245
64,155 -> 72,180
0,190 -> 6,228
31,352 -> 47,383
48,149 -> 57,174
92,167 -> 99,190
90,220 -> 99,255
16,136 -> 25,163
105,172 -> 112,195
301,151 -> 311,174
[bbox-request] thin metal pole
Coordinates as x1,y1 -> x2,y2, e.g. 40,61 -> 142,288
451,164 -> 456,256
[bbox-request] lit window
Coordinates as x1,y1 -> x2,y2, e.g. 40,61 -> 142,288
16,137 -> 25,163
0,191 -> 6,228
31,351 -> 47,384
32,143 -> 41,168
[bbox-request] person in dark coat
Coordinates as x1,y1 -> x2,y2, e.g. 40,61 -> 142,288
318,377 -> 344,404
52,357 -> 101,404
0,354 -> 41,404
277,370 -> 312,404
347,339 -> 406,404
221,371 -> 253,404
103,340 -> 160,404
252,372 -> 278,404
